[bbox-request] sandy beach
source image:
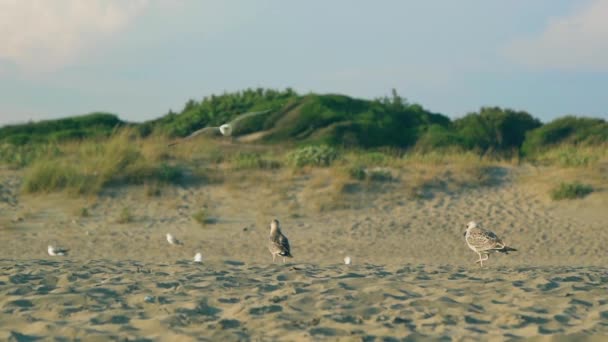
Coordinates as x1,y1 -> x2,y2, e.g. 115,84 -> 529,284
1,165 -> 608,340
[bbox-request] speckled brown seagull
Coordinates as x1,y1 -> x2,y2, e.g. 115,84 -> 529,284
268,219 -> 293,263
464,221 -> 516,267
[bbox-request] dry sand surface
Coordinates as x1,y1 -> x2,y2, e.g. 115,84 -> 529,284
1,166 -> 608,340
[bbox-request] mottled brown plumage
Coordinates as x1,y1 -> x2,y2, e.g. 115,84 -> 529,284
268,219 -> 293,263
464,221 -> 516,267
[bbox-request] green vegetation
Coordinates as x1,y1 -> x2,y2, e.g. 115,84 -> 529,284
550,182 -> 594,200
229,152 -> 282,170
286,145 -> 339,167
192,209 -> 213,226
0,112 -> 124,145
117,207 -> 134,224
1,88 -> 607,198
2,88 -> 605,156
522,116 -> 608,156
20,130 -> 187,195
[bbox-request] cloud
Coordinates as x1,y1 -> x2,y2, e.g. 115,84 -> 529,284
504,0 -> 608,71
0,0 -> 148,73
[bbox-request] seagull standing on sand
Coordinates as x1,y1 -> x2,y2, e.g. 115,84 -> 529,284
193,252 -> 203,263
464,221 -> 516,267
166,233 -> 182,245
48,245 -> 69,256
268,219 -> 293,263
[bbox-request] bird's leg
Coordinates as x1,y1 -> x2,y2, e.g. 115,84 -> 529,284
475,252 -> 483,265
272,254 -> 276,263
282,257 -> 286,263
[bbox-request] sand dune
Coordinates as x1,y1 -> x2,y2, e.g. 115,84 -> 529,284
1,166 -> 608,340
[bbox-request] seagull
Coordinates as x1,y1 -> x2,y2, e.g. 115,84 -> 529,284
166,233 -> 182,245
268,219 -> 293,263
219,124 -> 232,136
344,256 -> 352,265
464,221 -> 516,267
193,252 -> 203,263
48,245 -> 69,256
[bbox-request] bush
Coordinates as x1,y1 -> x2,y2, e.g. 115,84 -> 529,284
454,107 -> 541,152
550,182 -> 593,200
367,168 -> 394,182
522,116 -> 608,156
117,207 -> 134,224
22,161 -> 100,195
192,209 -> 214,226
286,145 -> 339,167
348,165 -> 367,180
230,152 -> 281,170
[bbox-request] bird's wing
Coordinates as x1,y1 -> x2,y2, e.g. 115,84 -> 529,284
278,234 -> 291,255
467,228 -> 504,251
269,233 -> 291,256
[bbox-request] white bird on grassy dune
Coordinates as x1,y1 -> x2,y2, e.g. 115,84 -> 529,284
166,233 -> 182,245
48,245 -> 69,256
219,123 -> 232,136
193,252 -> 203,263
464,221 -> 517,267
268,219 -> 293,263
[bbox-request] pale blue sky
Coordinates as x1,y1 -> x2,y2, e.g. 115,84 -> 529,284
1,0 -> 607,125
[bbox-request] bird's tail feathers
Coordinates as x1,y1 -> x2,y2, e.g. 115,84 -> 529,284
500,246 -> 517,254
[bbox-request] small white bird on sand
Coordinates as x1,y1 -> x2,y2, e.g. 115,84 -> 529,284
464,221 -> 517,267
166,233 -> 182,245
219,124 -> 232,136
48,245 -> 68,256
193,252 -> 203,263
268,219 -> 293,263
344,256 -> 352,265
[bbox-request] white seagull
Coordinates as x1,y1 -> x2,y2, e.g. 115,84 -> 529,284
219,124 -> 232,136
464,221 -> 516,267
193,252 -> 203,263
166,233 -> 182,245
48,245 -> 69,256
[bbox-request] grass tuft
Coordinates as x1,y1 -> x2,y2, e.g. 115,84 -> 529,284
550,182 -> 593,200
286,145 -> 339,168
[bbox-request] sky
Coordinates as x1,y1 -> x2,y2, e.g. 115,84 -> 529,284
0,0 -> 607,126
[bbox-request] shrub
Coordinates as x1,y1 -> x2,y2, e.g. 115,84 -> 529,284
367,168 -> 394,182
22,160 -> 101,195
192,209 -> 213,226
348,165 -> 367,180
230,152 -> 281,170
78,207 -> 90,217
454,107 -> 541,152
286,145 -> 339,167
550,182 -> 593,200
522,116 -> 608,155
117,207 -> 134,224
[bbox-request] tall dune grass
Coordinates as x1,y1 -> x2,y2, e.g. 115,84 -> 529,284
21,130 -> 186,195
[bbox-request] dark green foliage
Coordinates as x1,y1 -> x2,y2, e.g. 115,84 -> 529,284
264,91 -> 451,149
550,182 -> 593,200
286,145 -> 340,167
415,124 -> 463,151
453,107 -> 541,152
522,116 -> 608,155
148,88 -> 298,137
0,113 -> 123,145
0,88 -> 605,159
0,113 -> 125,145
